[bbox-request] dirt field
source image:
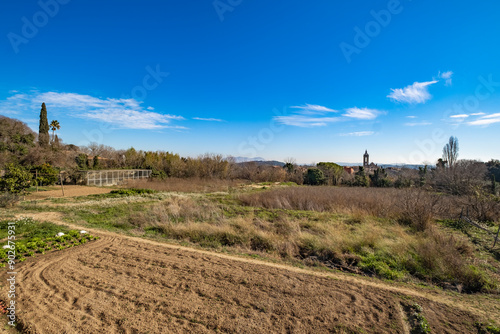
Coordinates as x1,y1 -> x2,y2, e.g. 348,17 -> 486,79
0,213 -> 488,333
26,186 -> 113,200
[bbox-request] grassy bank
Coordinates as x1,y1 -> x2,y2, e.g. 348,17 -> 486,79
28,185 -> 498,294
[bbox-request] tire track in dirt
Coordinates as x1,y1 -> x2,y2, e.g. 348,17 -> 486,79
15,212 -> 496,319
15,237 -> 116,333
3,212 -> 491,333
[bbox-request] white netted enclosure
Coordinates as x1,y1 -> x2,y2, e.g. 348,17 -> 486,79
81,169 -> 152,186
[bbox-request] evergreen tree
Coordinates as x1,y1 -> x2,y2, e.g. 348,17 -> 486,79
370,167 -> 391,187
93,155 -> 101,169
38,103 -> 50,147
76,153 -> 89,169
304,168 -> 325,185
354,166 -> 369,187
418,165 -> 428,187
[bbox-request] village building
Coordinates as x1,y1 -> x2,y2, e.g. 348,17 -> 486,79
362,150 -> 378,173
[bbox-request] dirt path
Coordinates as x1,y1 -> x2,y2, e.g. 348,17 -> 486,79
2,212 -> 494,333
26,186 -> 113,200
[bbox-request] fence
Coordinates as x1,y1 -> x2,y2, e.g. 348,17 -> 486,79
81,169 -> 152,186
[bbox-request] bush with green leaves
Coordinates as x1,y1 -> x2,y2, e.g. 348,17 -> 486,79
110,188 -> 156,196
75,153 -> 89,169
32,163 -> 59,186
0,164 -> 32,194
304,168 -> 326,186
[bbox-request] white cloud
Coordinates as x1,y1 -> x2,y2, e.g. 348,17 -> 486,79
467,113 -> 500,126
273,115 -> 339,127
404,121 -> 432,126
450,114 -> 469,119
438,71 -> 453,86
406,115 -> 417,119
193,117 -> 225,122
0,91 -> 184,130
340,131 -> 375,137
343,107 -> 382,120
274,105 -> 382,128
470,112 -> 485,116
387,80 -> 438,104
147,106 -> 154,110
290,104 -> 337,115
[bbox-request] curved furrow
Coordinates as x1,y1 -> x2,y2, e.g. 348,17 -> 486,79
16,238 -> 120,333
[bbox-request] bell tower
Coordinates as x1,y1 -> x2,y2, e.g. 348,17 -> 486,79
363,150 -> 369,168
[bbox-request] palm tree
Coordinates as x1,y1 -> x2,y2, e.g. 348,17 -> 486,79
49,120 -> 60,143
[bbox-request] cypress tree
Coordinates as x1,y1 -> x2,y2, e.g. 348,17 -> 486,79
39,102 -> 50,147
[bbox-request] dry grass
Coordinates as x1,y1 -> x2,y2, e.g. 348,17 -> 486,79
124,188 -> 498,292
238,187 -> 457,229
122,178 -> 248,193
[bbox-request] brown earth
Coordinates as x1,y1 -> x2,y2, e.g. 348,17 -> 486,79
26,186 -> 113,200
0,212 -> 496,333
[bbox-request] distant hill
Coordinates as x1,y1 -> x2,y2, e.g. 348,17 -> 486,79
236,160 -> 285,167
232,156 -> 266,163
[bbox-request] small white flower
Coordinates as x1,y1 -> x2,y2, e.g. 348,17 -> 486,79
56,232 -> 65,237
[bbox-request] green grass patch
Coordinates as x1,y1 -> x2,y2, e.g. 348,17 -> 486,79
66,202 -> 150,231
110,188 -> 157,196
0,217 -> 99,266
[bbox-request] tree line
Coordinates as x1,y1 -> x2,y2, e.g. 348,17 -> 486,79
0,104 -> 499,202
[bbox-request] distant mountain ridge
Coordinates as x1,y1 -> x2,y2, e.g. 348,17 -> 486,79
232,156 -> 266,163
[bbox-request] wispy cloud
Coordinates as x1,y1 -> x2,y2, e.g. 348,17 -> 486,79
467,113 -> 500,126
470,112 -> 485,116
404,121 -> 432,126
343,107 -> 382,120
388,80 -> 438,104
290,104 -> 337,115
450,114 -> 469,119
438,71 -> 453,86
0,90 -> 185,130
340,131 -> 375,137
274,104 -> 382,127
193,117 -> 225,122
406,115 -> 417,119
273,115 -> 340,127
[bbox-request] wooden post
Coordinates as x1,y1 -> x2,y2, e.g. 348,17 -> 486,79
35,170 -> 39,192
59,173 -> 65,197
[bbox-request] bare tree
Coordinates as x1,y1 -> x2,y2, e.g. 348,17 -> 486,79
442,136 -> 459,168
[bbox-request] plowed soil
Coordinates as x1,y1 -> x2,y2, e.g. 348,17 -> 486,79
0,224 -> 486,334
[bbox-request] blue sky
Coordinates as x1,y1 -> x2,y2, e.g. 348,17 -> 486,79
1,0 -> 500,164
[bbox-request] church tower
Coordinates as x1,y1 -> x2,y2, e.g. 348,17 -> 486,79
363,150 -> 369,168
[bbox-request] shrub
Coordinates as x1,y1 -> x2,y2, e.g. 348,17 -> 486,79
0,192 -> 20,208
110,188 -> 156,196
0,164 -> 32,194
396,189 -> 439,231
32,163 -> 59,186
151,169 -> 168,179
75,153 -> 89,169
250,234 -> 275,252
304,168 -> 326,185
